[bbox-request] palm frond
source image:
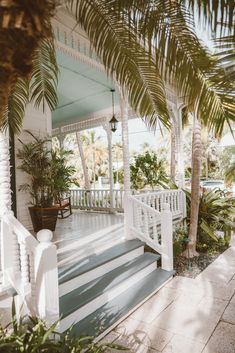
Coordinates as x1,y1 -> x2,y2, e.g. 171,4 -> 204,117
68,0 -> 170,129
2,78 -> 29,134
107,0 -> 234,135
187,0 -> 235,35
30,37 -> 59,112
137,1 -> 235,135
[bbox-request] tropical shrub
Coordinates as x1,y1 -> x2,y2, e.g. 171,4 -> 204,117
173,225 -> 189,256
185,189 -> 235,250
17,131 -> 77,207
130,151 -> 169,190
0,313 -> 126,353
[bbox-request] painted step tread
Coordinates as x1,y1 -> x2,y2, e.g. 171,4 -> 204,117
59,253 -> 159,318
70,268 -> 174,337
59,239 -> 146,285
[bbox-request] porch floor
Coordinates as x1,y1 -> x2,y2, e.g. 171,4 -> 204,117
54,210 -> 124,267
55,210 -> 124,242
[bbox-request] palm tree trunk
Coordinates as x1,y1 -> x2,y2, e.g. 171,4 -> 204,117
76,132 -> 90,190
170,126 -> 176,182
185,114 -> 202,257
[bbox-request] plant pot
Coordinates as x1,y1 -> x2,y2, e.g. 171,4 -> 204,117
29,206 -> 59,233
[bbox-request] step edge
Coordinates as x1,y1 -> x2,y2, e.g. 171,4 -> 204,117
59,262 -> 157,331
59,253 -> 159,312
59,247 -> 144,297
59,241 -> 146,285
94,275 -> 173,342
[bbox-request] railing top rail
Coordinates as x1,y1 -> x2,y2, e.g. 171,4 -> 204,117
70,188 -> 123,192
2,213 -> 38,249
128,195 -> 161,216
134,189 -> 183,198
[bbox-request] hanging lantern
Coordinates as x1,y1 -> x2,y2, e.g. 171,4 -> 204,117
109,89 -> 118,132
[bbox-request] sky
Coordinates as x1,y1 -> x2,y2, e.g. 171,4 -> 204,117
93,118 -> 171,154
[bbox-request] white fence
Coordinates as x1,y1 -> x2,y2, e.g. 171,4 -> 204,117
0,212 -> 59,324
125,195 -> 173,271
70,189 -> 186,221
70,189 -> 124,211
134,189 -> 187,221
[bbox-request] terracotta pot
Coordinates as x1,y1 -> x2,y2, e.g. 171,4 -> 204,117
29,206 -> 59,232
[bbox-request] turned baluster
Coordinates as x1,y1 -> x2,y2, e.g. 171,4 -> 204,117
19,242 -> 29,286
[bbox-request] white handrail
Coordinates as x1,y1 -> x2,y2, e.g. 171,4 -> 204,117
125,194 -> 173,271
0,212 -> 59,324
133,189 -> 186,219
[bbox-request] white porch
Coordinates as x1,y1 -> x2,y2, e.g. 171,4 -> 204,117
0,7 -> 187,341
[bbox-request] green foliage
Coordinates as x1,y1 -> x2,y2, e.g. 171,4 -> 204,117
185,189 -> 235,245
17,131 -> 76,207
173,225 -> 189,256
225,162 -> 235,184
130,151 -> 169,190
3,38 -> 58,134
0,314 -> 127,353
113,168 -> 124,185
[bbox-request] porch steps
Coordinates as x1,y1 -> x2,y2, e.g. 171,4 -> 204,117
59,252 -> 160,332
70,268 -> 174,340
57,224 -> 124,268
59,239 -> 146,296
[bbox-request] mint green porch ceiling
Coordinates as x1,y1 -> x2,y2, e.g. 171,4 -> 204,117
52,51 -> 118,128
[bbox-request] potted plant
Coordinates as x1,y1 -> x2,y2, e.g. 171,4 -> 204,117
17,131 -> 76,232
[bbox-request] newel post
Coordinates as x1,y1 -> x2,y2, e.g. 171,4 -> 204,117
161,203 -> 173,271
35,230 -> 59,325
123,194 -> 134,240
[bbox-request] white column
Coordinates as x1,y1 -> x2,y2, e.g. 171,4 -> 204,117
172,106 -> 185,188
161,203 -> 173,271
120,95 -> 132,239
120,96 -> 131,193
58,128 -> 66,149
0,131 -> 11,215
0,130 -> 12,273
103,123 -> 114,211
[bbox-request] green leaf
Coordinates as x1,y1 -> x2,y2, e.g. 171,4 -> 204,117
200,220 -> 219,242
30,38 -> 58,112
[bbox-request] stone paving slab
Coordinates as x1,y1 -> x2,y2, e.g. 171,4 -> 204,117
115,317 -> 173,351
162,334 -> 205,353
166,275 -> 235,300
203,322 -> 235,353
222,302 -> 235,325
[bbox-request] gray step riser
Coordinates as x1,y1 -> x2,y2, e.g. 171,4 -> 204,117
59,261 -> 157,332
59,246 -> 144,296
58,234 -> 125,268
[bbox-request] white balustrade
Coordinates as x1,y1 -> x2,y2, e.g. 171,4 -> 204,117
70,189 -> 124,212
125,195 -> 175,271
0,212 -> 59,324
134,189 -> 186,221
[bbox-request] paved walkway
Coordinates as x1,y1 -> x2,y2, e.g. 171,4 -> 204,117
105,238 -> 235,353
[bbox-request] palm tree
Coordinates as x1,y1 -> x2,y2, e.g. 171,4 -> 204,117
75,132 -> 91,190
82,130 -> 107,187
